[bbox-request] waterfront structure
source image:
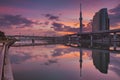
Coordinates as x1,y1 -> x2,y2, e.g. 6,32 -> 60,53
79,3 -> 83,33
92,8 -> 109,32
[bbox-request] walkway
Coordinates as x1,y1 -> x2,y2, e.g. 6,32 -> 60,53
0,40 -> 15,80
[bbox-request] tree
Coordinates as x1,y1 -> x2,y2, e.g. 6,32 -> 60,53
0,31 -> 6,40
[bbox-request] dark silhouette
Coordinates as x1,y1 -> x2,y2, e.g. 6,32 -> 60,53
79,48 -> 83,77
0,31 -> 6,40
92,49 -> 110,73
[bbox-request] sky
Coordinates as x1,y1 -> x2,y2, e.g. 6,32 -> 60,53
0,0 -> 120,36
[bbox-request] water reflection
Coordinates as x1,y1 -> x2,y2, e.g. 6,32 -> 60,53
9,42 -> 120,80
79,49 -> 83,77
92,50 -> 110,74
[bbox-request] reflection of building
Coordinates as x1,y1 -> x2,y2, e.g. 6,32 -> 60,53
92,8 -> 109,32
92,50 -> 110,74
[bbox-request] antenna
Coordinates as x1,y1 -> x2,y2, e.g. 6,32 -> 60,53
80,3 -> 82,12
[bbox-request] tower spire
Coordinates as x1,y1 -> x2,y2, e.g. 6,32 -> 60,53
79,3 -> 83,33
80,3 -> 82,12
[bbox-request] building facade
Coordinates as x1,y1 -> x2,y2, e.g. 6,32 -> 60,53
92,8 -> 109,32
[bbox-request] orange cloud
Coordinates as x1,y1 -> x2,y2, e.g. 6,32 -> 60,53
57,31 -> 75,35
55,51 -> 91,59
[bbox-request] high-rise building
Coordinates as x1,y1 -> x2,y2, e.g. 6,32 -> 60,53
79,3 -> 83,33
92,8 -> 109,32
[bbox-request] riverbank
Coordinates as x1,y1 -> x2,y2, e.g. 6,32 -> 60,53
0,40 -> 16,80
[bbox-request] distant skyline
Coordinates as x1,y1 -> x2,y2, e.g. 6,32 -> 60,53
0,0 -> 120,36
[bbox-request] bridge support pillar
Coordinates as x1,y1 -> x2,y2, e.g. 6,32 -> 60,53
76,35 -> 80,47
113,42 -> 117,50
90,35 -> 93,47
101,35 -> 104,42
109,34 -> 111,43
32,39 -> 35,44
113,32 -> 117,42
113,32 -> 117,50
68,36 -> 71,44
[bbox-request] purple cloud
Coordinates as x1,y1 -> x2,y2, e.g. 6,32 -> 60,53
84,21 -> 92,32
109,4 -> 120,27
51,22 -> 91,32
44,14 -> 60,21
109,56 -> 120,76
109,4 -> 120,13
10,52 -> 32,64
52,48 -> 79,57
44,59 -> 58,65
0,14 -> 35,28
52,22 -> 64,31
44,21 -> 49,25
52,22 -> 79,32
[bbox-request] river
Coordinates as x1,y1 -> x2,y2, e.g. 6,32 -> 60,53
9,42 -> 120,80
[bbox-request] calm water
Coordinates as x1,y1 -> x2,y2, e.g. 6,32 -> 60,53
9,43 -> 120,80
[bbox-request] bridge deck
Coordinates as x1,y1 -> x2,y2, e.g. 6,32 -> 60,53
68,29 -> 120,36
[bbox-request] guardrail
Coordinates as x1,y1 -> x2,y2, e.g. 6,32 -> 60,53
0,44 -> 6,80
0,40 -> 15,80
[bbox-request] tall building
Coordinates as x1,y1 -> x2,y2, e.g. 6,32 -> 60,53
79,3 -> 83,33
92,8 -> 109,32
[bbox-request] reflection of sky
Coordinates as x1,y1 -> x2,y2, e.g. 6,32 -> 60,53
9,45 -> 120,80
109,54 -> 120,76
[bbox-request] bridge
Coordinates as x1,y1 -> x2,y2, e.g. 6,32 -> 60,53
62,28 -> 120,48
4,28 -> 120,49
6,35 -> 48,41
5,28 -> 120,44
65,28 -> 120,40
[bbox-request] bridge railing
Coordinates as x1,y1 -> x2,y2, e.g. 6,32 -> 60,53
0,43 -> 6,80
0,41 -> 14,80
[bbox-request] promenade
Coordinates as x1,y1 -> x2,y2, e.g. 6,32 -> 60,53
0,40 -> 15,80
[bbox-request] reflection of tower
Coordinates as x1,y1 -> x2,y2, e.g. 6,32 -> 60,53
79,48 -> 83,77
92,50 -> 110,74
79,3 -> 83,33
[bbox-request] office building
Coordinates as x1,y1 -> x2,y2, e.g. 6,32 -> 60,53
92,8 -> 109,32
